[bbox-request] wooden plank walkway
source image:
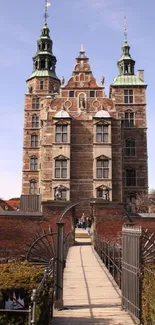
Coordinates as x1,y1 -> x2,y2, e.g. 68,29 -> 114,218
51,232 -> 136,325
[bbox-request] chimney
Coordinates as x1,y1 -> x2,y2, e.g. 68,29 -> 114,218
137,70 -> 144,81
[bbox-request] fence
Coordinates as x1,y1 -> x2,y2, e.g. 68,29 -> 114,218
94,233 -> 122,289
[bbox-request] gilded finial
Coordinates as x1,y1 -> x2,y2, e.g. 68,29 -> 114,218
124,16 -> 127,42
44,1 -> 51,23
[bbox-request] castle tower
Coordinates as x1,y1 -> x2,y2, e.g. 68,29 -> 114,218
110,35 -> 148,211
21,16 -> 60,198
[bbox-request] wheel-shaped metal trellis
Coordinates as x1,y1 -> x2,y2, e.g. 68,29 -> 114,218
142,229 -> 155,265
26,229 -> 57,267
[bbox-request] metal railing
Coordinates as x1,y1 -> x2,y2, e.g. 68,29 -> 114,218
94,233 -> 122,288
29,258 -> 55,325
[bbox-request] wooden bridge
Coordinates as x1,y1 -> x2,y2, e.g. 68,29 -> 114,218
51,229 -> 135,325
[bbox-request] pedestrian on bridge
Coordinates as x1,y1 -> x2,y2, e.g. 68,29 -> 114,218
86,217 -> 92,235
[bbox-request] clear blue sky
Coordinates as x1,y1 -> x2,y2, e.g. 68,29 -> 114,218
0,0 -> 154,199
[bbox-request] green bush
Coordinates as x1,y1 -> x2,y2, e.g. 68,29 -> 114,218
0,262 -> 53,325
142,265 -> 155,325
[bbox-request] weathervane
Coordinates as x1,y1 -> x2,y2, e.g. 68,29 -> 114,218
44,0 -> 51,23
124,16 -> 127,41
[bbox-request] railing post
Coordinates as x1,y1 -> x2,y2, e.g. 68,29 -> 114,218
55,222 -> 64,310
28,305 -> 32,325
31,289 -> 37,325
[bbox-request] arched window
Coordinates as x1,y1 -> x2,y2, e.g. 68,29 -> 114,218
96,158 -> 109,179
125,138 -> 135,156
78,93 -> 86,110
32,115 -> 39,128
31,134 -> 38,147
29,180 -> 38,195
126,169 -> 136,187
40,80 -> 44,90
32,98 -> 40,109
30,156 -> 38,171
96,123 -> 108,143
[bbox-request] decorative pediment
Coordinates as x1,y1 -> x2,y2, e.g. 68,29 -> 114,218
94,119 -> 109,125
96,185 -> 112,190
54,155 -> 69,160
96,155 -> 111,160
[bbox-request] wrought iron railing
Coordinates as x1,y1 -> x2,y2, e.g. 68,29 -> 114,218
94,233 -> 122,289
30,258 -> 55,325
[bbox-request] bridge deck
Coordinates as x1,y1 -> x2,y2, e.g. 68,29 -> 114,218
52,233 -> 135,325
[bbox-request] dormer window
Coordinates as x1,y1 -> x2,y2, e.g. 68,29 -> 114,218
124,89 -> 133,104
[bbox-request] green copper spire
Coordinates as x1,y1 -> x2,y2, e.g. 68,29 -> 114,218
117,40 -> 135,76
27,20 -> 59,81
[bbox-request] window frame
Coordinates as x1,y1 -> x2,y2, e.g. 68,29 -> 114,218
125,138 -> 136,156
96,159 -> 109,179
40,80 -> 44,90
126,169 -> 136,187
69,90 -> 75,97
124,89 -> 134,104
55,159 -> 67,179
31,134 -> 38,147
90,90 -> 95,97
32,114 -> 39,128
96,123 -> 109,143
29,180 -> 38,195
124,110 -> 135,128
55,124 -> 68,143
30,156 -> 38,171
32,97 -> 40,110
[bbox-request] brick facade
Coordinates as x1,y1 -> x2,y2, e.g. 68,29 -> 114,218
21,23 -> 148,219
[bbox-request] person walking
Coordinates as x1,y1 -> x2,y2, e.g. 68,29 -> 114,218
81,213 -> 86,230
86,217 -> 92,236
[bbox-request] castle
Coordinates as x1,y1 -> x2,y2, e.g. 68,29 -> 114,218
21,15 -> 148,216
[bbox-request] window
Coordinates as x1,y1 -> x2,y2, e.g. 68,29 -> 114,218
96,159 -> 109,178
125,138 -> 135,156
124,89 -> 133,104
96,124 -> 108,143
55,159 -> 67,178
32,115 -> 39,128
29,180 -> 37,194
40,80 -> 44,90
90,90 -> 95,97
55,124 -> 67,142
124,111 -> 134,127
126,169 -> 136,186
69,90 -> 74,97
30,156 -> 38,171
32,98 -> 40,109
31,134 -> 38,147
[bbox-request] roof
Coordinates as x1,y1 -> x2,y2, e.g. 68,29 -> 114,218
94,110 -> 110,118
27,70 -> 60,81
111,75 -> 147,86
54,109 -> 71,118
0,199 -> 20,211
